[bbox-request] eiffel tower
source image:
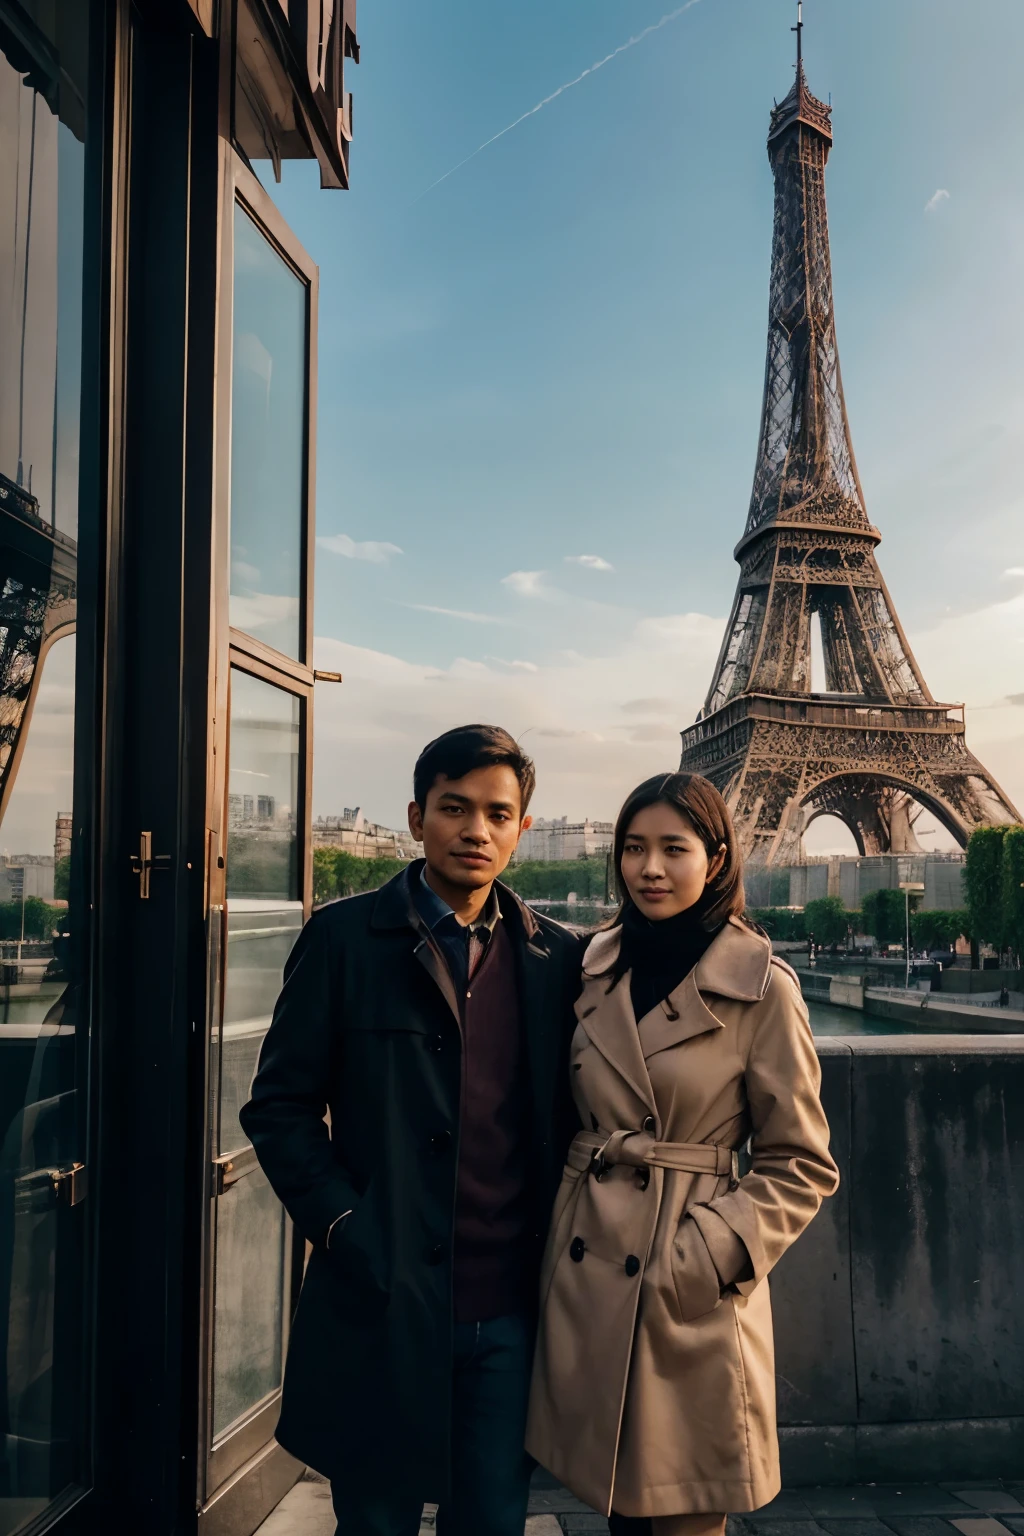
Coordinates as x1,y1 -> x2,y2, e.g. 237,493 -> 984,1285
679,15 -> 1019,864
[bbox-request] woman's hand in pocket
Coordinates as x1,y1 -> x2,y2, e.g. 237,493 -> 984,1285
671,1214 -> 724,1322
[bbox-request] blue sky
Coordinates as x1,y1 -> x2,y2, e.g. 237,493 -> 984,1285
257,0 -> 1024,840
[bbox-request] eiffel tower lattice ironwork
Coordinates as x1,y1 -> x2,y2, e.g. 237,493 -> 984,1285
678,29 -> 1019,864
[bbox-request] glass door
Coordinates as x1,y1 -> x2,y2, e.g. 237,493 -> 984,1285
0,4 -> 98,1532
200,154 -> 317,1512
208,669 -> 306,1486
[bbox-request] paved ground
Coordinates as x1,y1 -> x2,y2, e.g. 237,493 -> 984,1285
254,1470 -> 1024,1536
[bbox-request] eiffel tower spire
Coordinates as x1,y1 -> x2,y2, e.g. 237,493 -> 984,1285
679,30 -> 1019,862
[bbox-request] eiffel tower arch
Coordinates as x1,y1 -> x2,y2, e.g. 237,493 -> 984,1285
679,25 -> 1019,864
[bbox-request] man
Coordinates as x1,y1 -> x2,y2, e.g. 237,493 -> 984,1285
240,724 -> 583,1536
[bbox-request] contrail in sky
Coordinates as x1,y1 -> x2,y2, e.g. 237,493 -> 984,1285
416,0 -> 704,201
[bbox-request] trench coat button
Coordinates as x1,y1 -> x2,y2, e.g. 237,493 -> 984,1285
643,1115 -> 656,1134
624,1254 -> 641,1277
427,1243 -> 445,1265
570,1237 -> 586,1263
427,1035 -> 443,1053
430,1131 -> 452,1155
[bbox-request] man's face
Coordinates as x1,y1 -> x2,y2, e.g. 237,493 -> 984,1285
408,764 -> 531,891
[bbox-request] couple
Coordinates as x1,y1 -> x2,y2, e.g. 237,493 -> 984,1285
241,724 -> 839,1536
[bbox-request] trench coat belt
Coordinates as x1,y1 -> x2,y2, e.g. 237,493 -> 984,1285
570,1128 -> 741,1187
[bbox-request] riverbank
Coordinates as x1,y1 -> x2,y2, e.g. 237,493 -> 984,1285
796,967 -> 1024,1032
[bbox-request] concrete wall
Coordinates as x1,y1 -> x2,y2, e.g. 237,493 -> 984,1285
940,968 -> 1022,995
747,854 -> 966,913
771,1037 -> 1024,1483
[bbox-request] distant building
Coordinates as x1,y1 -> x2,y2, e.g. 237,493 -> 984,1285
0,854 -> 56,903
313,808 -> 422,861
516,817 -> 614,863
54,811 -> 73,864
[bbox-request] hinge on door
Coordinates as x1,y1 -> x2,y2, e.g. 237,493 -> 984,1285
130,830 -> 171,898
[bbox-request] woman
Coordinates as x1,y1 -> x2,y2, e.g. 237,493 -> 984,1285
526,773 -> 839,1536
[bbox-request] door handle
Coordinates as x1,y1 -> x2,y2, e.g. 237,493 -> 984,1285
212,1144 -> 260,1195
130,830 -> 171,899
14,1161 -> 88,1214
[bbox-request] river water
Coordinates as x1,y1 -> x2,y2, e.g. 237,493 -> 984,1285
806,998 -> 907,1036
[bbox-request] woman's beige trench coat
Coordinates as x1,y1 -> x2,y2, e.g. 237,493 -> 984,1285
526,916 -> 839,1519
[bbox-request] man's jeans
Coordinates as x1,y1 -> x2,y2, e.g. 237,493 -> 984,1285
331,1312 -> 535,1536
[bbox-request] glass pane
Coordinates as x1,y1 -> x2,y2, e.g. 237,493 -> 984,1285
229,203 -> 307,661
211,670 -> 302,1441
211,1166 -> 286,1440
219,899 -> 302,1155
0,3 -> 92,1528
226,669 -> 300,904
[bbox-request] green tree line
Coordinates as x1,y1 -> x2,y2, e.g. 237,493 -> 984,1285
0,897 -> 66,941
750,893 -> 969,953
963,823 -> 1024,964
312,850 -> 613,906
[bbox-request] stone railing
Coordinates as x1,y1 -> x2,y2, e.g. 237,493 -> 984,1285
771,1036 -> 1024,1483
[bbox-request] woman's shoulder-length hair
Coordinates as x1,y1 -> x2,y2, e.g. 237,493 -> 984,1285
606,770 -> 747,933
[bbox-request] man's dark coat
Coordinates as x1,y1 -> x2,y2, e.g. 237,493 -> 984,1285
239,862 -> 583,1497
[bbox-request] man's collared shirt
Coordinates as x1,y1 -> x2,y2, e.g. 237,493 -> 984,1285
414,866 -> 501,996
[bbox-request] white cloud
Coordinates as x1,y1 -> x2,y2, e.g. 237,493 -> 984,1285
229,593 -> 300,631
501,569 -> 549,597
487,656 -> 539,672
566,554 -> 614,572
317,533 -> 403,563
311,610 -> 725,826
924,188 -> 950,215
406,603 -> 505,624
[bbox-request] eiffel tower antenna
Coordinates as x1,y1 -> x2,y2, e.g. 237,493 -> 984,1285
793,0 -> 803,72
678,40 -> 1020,862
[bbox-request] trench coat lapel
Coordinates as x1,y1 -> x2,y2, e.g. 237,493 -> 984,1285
638,916 -> 773,1055
578,931 -> 655,1115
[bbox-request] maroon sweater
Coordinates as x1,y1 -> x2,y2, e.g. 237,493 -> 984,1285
453,915 -> 531,1324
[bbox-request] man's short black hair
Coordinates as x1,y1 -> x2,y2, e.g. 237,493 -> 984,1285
413,724 -> 536,815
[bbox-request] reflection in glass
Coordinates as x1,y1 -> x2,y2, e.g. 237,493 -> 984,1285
211,671 -> 301,1441
0,4 -> 90,1527
229,204 -> 306,660
211,1167 -> 286,1439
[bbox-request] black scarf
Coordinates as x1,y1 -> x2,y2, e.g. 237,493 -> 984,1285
620,899 -> 719,1023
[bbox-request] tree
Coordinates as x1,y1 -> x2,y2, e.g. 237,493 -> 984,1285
503,857 -> 608,902
748,907 -> 806,942
964,825 -> 1009,952
911,908 -> 969,953
1000,825 -> 1024,967
312,849 -> 409,905
313,847 -> 339,905
54,855 -> 71,902
861,887 -> 910,949
0,898 -> 62,940
803,896 -> 849,949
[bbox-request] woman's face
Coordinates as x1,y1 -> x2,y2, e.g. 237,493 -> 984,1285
620,802 -> 726,921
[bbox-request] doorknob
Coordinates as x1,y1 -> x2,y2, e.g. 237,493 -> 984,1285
130,830 -> 171,899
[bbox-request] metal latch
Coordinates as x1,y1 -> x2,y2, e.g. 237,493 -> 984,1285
130,831 -> 171,898
55,1161 -> 87,1205
212,1144 -> 259,1195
